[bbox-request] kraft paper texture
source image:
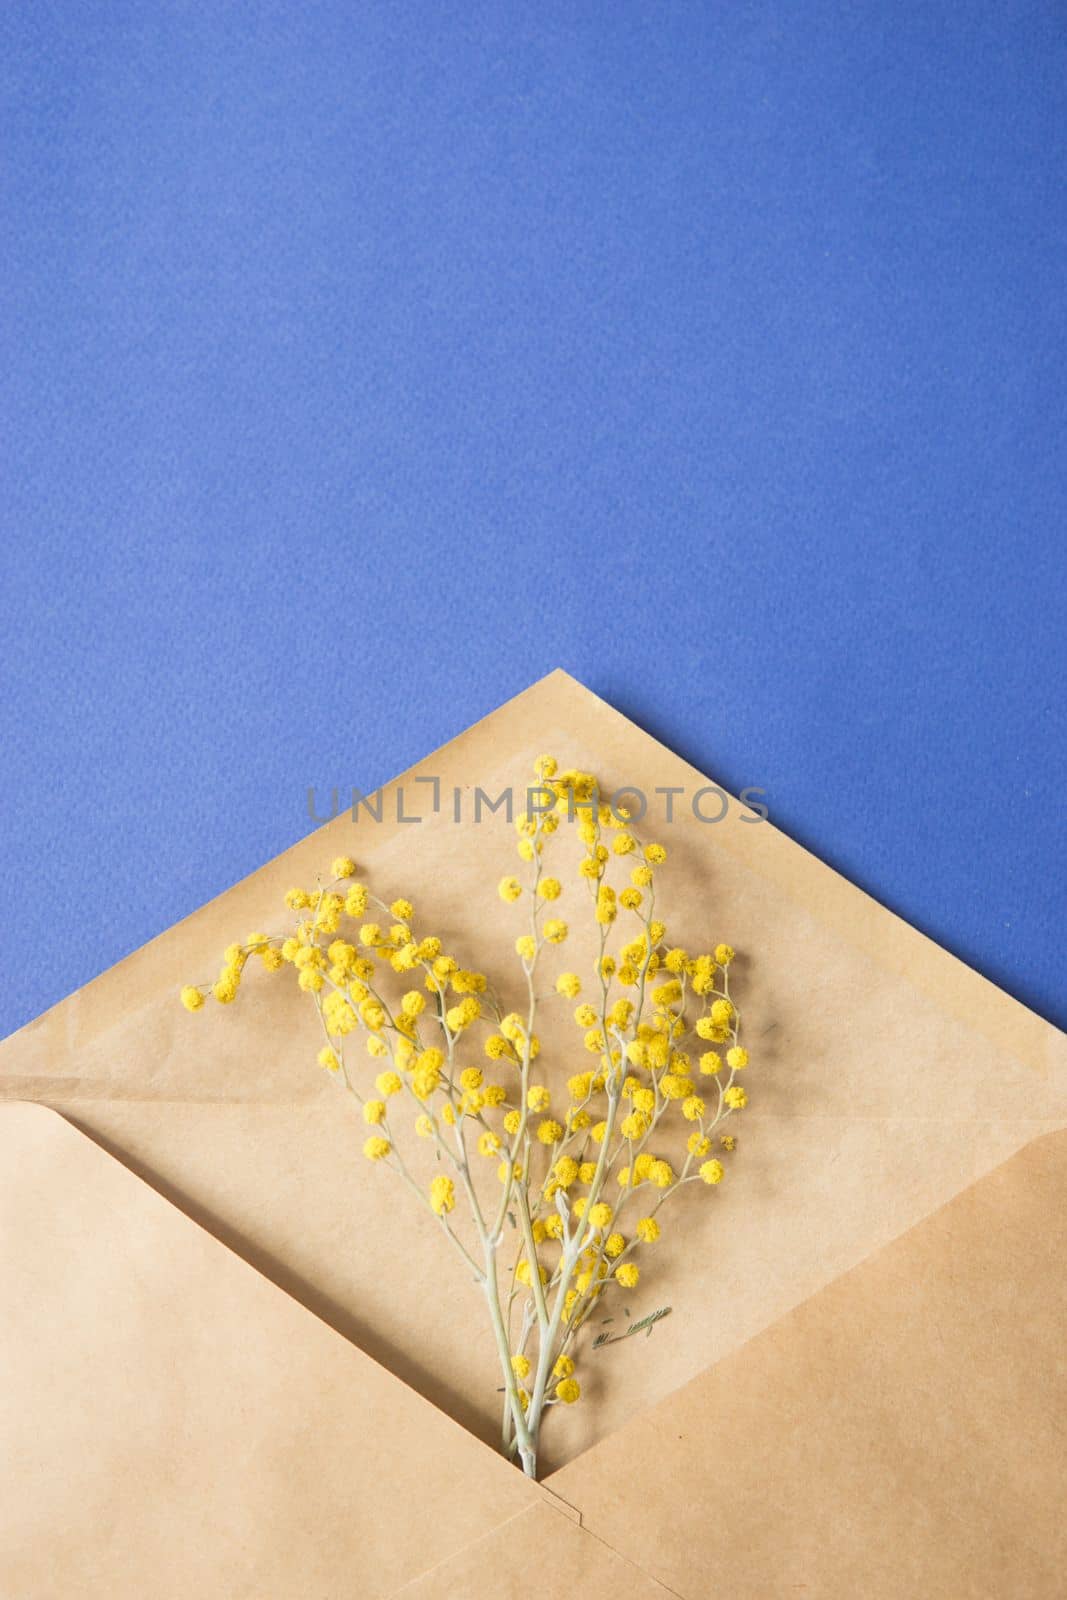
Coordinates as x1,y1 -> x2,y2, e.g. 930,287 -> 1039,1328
2,670 -> 1064,1596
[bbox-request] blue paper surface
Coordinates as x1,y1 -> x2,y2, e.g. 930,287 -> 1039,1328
1,2 -> 1064,1040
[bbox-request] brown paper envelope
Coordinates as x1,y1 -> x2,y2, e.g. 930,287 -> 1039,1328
5,1101 -> 1063,1599
1,668 -> 1064,1479
0,1102 -> 533,1598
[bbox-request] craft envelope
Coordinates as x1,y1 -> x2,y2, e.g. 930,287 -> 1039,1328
1,669 -> 1065,1598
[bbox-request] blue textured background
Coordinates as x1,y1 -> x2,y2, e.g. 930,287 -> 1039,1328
2,2 -> 1065,1041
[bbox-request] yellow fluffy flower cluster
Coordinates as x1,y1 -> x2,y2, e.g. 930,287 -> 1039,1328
179,759 -> 753,1480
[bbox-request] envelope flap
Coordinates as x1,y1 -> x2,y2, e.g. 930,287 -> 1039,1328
548,1129 -> 1067,1599
0,1103 -> 531,1599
